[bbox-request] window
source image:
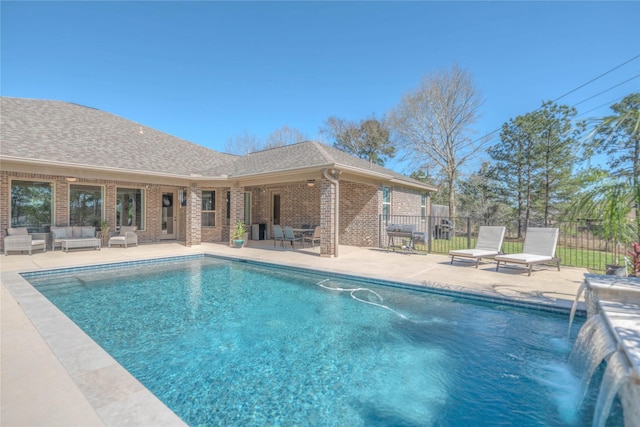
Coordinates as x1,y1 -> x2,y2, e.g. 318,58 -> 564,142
69,184 -> 102,227
10,180 -> 52,231
382,186 -> 391,220
421,193 -> 427,219
117,188 -> 144,230
202,190 -> 216,227
244,192 -> 251,225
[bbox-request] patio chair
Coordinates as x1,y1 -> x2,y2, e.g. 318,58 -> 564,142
273,225 -> 285,248
283,226 -> 302,249
303,226 -> 321,249
4,228 -> 46,255
449,226 -> 505,268
494,227 -> 560,276
108,226 -> 138,248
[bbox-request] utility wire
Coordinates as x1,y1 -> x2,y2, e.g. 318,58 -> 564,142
572,73 -> 640,107
551,54 -> 640,103
474,55 -> 640,149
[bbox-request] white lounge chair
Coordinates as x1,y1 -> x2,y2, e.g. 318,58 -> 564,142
494,227 -> 560,276
449,226 -> 506,268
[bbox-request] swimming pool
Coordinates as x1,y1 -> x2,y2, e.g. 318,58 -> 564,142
25,256 -> 622,426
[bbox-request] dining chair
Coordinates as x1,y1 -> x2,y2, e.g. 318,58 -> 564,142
303,226 -> 321,249
273,225 -> 285,248
283,226 -> 302,249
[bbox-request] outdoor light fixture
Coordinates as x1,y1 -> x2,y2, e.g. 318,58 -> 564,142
307,180 -> 315,187
66,177 -> 77,182
178,188 -> 188,206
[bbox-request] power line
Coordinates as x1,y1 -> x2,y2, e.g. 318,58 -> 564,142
475,55 -> 640,149
572,73 -> 640,107
551,54 -> 640,103
576,95 -> 627,118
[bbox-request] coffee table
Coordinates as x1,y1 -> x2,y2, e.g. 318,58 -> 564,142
62,238 -> 101,253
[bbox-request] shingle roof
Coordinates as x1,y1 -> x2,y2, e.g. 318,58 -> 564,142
1,97 -> 435,191
0,97 -> 237,176
227,141 -> 434,189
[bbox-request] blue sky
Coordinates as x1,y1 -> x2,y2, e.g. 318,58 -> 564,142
2,1 -> 639,174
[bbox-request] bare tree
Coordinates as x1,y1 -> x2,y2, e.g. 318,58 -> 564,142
223,131 -> 262,155
224,126 -> 306,155
265,125 -> 307,148
390,64 -> 484,218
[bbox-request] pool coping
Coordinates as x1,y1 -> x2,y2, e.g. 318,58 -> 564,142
3,251 -> 587,426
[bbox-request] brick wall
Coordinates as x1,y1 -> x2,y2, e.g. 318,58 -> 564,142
339,181 -> 379,247
390,185 -> 423,216
0,170 -> 176,251
2,170 -> 429,252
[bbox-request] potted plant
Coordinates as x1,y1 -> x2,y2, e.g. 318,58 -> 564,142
627,242 -> 640,277
231,221 -> 247,248
100,220 -> 110,246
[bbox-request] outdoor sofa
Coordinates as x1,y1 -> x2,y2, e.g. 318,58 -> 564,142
50,226 -> 101,252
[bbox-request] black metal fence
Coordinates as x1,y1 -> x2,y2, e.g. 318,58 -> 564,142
379,215 -> 635,273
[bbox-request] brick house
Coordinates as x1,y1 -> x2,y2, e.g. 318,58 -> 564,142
1,97 -> 436,257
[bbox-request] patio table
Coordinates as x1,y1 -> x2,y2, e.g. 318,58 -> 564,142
291,228 -> 314,248
62,238 -> 101,253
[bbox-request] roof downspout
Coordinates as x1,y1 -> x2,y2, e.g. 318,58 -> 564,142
322,168 -> 339,257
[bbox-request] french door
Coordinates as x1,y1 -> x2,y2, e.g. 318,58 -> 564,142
161,191 -> 177,240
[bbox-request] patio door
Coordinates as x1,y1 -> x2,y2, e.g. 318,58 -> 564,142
270,191 -> 281,239
161,191 -> 177,240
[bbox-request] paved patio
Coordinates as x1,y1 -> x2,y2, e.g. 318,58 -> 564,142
1,241 -> 588,426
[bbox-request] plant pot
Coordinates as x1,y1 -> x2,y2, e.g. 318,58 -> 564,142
233,239 -> 244,248
605,264 -> 627,277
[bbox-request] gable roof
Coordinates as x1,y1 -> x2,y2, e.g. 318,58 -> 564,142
1,97 -> 436,191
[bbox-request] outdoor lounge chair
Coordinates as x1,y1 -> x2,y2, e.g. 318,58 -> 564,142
449,226 -> 505,267
108,226 -> 138,248
273,225 -> 285,248
494,227 -> 560,276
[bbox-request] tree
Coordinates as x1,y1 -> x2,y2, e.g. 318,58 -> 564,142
224,126 -> 306,155
587,92 -> 640,241
265,126 -> 307,149
489,101 -> 583,234
223,131 -> 262,155
320,116 -> 395,166
457,162 -> 510,222
530,102 -> 585,225
489,116 -> 534,237
390,64 -> 484,218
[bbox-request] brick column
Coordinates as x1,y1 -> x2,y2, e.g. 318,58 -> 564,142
54,180 -> 69,226
185,185 -> 202,247
320,178 -> 335,257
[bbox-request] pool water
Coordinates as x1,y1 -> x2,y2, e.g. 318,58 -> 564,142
27,257 -> 622,426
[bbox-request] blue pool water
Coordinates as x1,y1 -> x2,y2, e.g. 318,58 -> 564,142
26,256 -> 622,426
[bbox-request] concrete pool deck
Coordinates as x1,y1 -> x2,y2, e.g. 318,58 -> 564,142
1,241 -> 588,426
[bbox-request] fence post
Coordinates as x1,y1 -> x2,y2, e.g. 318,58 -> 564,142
467,217 -> 471,249
428,215 -> 433,252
